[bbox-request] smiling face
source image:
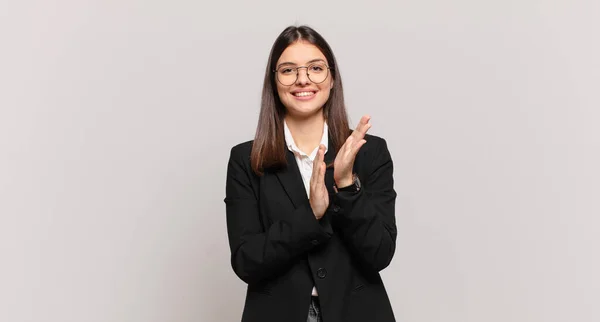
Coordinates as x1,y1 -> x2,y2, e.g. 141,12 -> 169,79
275,41 -> 333,119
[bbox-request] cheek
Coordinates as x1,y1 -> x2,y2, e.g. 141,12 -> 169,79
320,79 -> 333,96
319,85 -> 332,101
276,85 -> 289,102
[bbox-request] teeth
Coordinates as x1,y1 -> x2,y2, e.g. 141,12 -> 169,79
294,92 -> 315,97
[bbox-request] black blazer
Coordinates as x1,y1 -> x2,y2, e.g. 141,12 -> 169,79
224,133 -> 397,322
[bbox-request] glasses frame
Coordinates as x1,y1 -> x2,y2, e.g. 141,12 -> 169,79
273,63 -> 332,86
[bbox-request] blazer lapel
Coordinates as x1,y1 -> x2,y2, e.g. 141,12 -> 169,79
275,135 -> 339,208
324,141 -> 336,194
275,150 -> 309,209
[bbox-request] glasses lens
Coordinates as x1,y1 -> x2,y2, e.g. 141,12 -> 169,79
307,62 -> 328,84
277,67 -> 297,86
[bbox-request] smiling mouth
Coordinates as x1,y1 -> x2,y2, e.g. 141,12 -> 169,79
293,91 -> 316,97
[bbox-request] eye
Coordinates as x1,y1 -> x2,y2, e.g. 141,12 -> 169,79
280,67 -> 294,74
309,64 -> 325,72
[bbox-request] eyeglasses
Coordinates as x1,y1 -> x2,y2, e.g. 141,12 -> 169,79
273,62 -> 331,86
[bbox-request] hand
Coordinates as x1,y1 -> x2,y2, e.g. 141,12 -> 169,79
334,115 -> 371,187
309,144 -> 329,220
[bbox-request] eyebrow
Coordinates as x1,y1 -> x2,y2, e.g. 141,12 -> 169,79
276,58 -> 326,69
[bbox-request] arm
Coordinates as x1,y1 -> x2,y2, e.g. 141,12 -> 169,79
330,138 -> 397,273
224,146 -> 332,285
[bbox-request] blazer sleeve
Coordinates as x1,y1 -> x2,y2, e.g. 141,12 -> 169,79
329,137 -> 397,273
224,144 -> 333,285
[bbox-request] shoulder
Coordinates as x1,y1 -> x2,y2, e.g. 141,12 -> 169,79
357,133 -> 392,164
347,130 -> 387,147
363,133 -> 388,149
229,140 -> 254,159
352,132 -> 390,154
226,141 -> 257,182
227,140 -> 254,170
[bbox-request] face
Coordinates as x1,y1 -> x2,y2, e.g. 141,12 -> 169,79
275,41 -> 333,118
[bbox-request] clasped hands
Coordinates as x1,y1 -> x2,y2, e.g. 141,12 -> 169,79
310,115 -> 371,220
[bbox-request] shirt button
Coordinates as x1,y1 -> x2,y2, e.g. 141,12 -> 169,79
317,268 -> 327,279
332,205 -> 340,213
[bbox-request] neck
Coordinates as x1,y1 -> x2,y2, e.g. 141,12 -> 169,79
285,112 -> 325,155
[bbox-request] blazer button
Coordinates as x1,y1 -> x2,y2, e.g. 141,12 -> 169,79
332,205 -> 340,213
317,268 -> 327,279
311,239 -> 319,245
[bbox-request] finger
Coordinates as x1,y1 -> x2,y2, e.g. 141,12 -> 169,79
340,138 -> 367,164
352,115 -> 371,140
312,154 -> 319,172
344,135 -> 360,156
320,144 -> 327,177
342,135 -> 354,152
359,115 -> 371,136
351,139 -> 367,154
319,144 -> 326,162
335,137 -> 353,168
319,161 -> 326,187
359,114 -> 371,127
312,145 -> 325,181
311,152 -> 321,187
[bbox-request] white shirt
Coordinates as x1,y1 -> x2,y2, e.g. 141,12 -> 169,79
283,120 -> 328,297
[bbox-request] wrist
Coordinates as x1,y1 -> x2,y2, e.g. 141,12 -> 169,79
334,173 -> 361,193
335,176 -> 353,189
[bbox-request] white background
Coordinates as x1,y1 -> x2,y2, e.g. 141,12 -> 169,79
1,1 -> 599,321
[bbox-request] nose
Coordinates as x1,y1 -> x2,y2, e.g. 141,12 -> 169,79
295,67 -> 310,85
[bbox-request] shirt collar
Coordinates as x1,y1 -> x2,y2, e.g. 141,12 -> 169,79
283,120 -> 329,158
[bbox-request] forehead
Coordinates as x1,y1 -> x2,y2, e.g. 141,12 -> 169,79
277,41 -> 327,65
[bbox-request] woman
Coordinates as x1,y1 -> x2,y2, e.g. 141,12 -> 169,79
225,25 -> 397,322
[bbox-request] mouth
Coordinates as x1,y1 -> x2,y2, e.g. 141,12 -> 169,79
292,91 -> 317,100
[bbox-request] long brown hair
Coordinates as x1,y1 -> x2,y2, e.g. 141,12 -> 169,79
251,25 -> 350,175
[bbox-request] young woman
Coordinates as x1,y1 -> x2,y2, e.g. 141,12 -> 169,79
225,25 -> 397,322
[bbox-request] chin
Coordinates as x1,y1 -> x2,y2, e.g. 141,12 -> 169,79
286,105 -> 323,118
284,99 -> 328,117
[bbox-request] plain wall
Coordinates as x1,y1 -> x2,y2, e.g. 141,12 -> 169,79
1,0 -> 598,321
